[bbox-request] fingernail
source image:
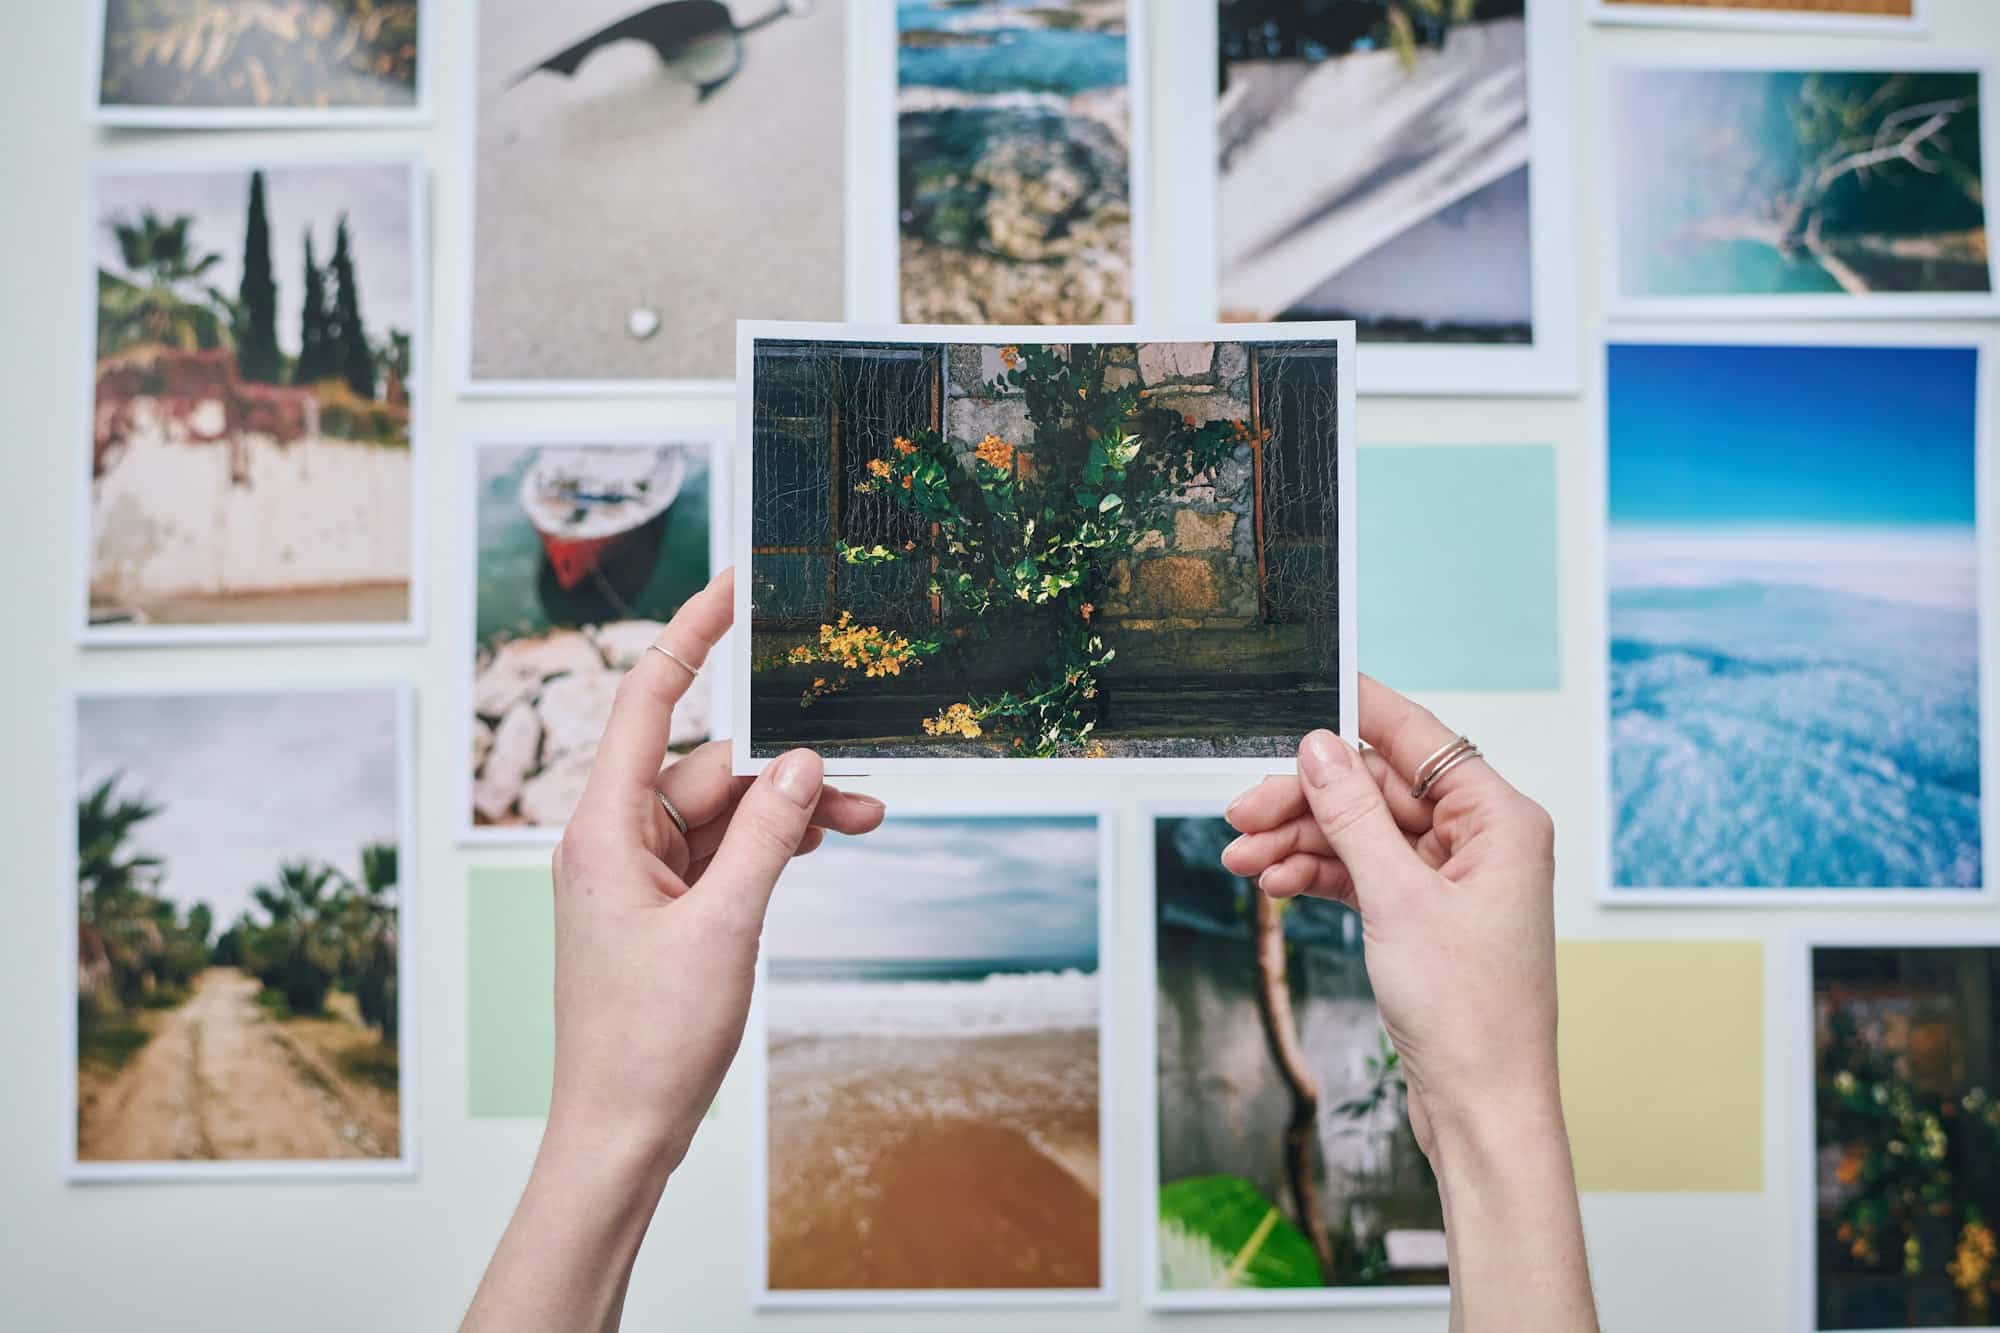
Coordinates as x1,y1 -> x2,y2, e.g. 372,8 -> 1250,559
1223,792 -> 1246,823
1299,730 -> 1348,788
849,793 -> 885,812
771,749 -> 821,808
1222,834 -> 1247,863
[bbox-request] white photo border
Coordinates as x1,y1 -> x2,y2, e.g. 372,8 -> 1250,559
1601,52 -> 1999,321
77,152 -> 429,648
458,427 -> 733,846
871,0 -> 1153,328
1790,928 -> 2000,1333
62,679 -> 420,1182
1162,0 -> 1577,397
730,318 -> 1360,777
745,803 -> 1118,1309
85,0 -> 436,129
1589,0 -> 1927,35
1596,326 -> 1997,907
456,0 -> 866,398
1138,803 -> 1451,1311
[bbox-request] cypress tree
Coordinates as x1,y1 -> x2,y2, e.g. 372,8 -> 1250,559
296,229 -> 327,385
329,216 -> 376,400
236,169 -> 281,383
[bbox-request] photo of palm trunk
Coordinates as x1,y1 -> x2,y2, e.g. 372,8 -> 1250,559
1151,816 -> 1444,1304
71,688 -> 408,1173
1612,65 -> 1992,305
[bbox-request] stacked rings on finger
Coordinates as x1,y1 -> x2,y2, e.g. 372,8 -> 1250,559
647,643 -> 700,678
1410,734 -> 1481,801
654,788 -> 689,836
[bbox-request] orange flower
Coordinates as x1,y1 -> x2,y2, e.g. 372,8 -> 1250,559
1183,413 -> 1198,427
893,435 -> 917,456
867,457 -> 892,479
998,345 -> 1019,368
1080,602 -> 1094,622
975,434 -> 1014,471
901,474 -> 913,490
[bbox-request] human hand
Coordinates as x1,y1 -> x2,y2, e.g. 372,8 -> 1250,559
547,569 -> 885,1176
1220,675 -> 1559,1166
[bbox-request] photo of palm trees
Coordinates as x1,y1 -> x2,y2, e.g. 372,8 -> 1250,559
88,161 -> 419,638
1151,816 -> 1444,1305
72,687 -> 408,1173
95,0 -> 423,121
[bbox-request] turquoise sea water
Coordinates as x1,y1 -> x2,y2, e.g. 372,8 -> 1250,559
897,0 -> 1125,96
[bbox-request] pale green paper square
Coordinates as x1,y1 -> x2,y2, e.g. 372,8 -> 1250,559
1359,445 -> 1560,690
467,866 -> 556,1118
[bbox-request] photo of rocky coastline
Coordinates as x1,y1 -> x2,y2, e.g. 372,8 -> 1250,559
897,0 -> 1134,324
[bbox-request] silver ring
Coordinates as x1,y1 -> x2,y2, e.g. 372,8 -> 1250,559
654,789 -> 689,836
1410,736 -> 1480,801
647,643 -> 700,678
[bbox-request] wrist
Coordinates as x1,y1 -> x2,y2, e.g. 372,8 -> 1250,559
1426,1078 -> 1573,1204
534,1100 -> 686,1216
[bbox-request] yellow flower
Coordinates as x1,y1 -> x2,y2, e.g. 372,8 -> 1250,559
867,457 -> 892,479
1950,1221 -> 1997,1306
975,434 -> 1014,471
922,701 -> 982,740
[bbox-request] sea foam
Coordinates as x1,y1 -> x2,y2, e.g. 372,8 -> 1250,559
767,968 -> 1100,1040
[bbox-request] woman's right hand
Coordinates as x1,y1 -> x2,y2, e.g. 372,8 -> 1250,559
1221,675 -> 1597,1331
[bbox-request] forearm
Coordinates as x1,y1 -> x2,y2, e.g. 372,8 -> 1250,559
460,1113 -> 680,1333
1433,1091 -> 1598,1333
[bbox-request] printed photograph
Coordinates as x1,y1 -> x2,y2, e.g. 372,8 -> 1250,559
760,814 -> 1106,1296
470,438 -> 715,834
897,0 -> 1134,324
1811,944 -> 2000,1329
95,0 -> 423,121
73,688 -> 406,1171
1612,65 -> 1991,307
744,330 -> 1350,766
1217,0 -> 1532,345
468,0 -> 844,386
1152,816 -> 1445,1302
88,161 -> 419,638
1607,342 -> 1985,894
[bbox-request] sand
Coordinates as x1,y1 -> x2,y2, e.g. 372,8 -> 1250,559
766,1029 -> 1101,1291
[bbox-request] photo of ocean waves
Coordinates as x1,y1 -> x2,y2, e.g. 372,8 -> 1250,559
1610,529 -> 1983,889
766,957 -> 1100,1040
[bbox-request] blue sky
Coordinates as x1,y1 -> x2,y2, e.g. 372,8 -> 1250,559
1608,344 -> 1977,528
763,815 -> 1100,963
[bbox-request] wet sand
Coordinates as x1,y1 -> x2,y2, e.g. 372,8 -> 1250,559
766,1029 -> 1101,1291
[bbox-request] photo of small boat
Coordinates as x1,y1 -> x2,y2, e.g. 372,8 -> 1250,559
519,446 -> 688,589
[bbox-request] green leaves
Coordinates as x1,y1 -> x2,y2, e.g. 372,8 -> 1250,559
1158,1176 -> 1324,1290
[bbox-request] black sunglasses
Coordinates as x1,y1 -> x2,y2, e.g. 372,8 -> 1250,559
514,0 -> 808,102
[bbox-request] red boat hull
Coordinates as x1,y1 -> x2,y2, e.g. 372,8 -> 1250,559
538,529 -> 627,591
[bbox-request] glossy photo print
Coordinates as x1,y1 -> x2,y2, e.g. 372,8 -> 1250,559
755,812 -> 1110,1303
1609,61 -> 1994,316
1606,340 -> 1988,900
1148,815 -> 1445,1309
69,686 -> 412,1179
736,322 -> 1356,773
1807,942 -> 2000,1330
466,435 -> 720,839
1213,0 -> 1573,394
896,0 -> 1137,324
467,0 -> 846,389
92,0 -> 427,126
1592,0 -> 1923,32
85,160 -> 422,644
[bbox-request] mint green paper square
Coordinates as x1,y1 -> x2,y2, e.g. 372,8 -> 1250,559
468,866 -> 555,1118
1359,445 -> 1560,691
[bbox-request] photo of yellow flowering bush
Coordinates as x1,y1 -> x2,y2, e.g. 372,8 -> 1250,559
744,329 -> 1350,765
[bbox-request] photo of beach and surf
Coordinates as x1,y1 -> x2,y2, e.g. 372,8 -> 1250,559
1217,0 -> 1533,345
1608,342 -> 1985,894
759,814 -> 1107,1297
468,0 -> 845,385
1612,65 -> 1993,307
72,688 -> 407,1173
897,0 -> 1134,324
469,439 -> 715,833
1151,816 -> 1446,1303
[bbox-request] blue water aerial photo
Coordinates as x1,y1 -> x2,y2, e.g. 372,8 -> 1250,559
1608,342 -> 1984,892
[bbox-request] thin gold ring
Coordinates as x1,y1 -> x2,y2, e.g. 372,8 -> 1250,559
654,789 -> 689,836
647,643 -> 700,678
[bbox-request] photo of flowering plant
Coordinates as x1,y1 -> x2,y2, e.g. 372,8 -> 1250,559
739,324 -> 1354,769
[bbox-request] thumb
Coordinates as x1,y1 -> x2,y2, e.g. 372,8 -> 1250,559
1296,729 -> 1423,897
700,748 -> 823,925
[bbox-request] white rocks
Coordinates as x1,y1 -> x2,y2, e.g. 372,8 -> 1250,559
1138,342 -> 1214,384
472,717 -> 493,772
474,701 -> 542,823
473,629 -> 602,717
537,670 -> 620,765
519,753 -> 594,829
590,619 -> 667,671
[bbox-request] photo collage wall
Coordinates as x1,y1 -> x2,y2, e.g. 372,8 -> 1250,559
70,0 -> 1997,1328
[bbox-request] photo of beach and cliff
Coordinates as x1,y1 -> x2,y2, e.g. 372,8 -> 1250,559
1152,816 -> 1446,1302
1608,342 -> 1984,893
1217,0 -> 1533,344
759,814 -> 1106,1297
88,161 -> 418,638
897,0 -> 1134,324
469,439 -> 713,833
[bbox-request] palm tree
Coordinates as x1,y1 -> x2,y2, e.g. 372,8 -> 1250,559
97,210 -> 231,355
76,774 -> 166,1007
